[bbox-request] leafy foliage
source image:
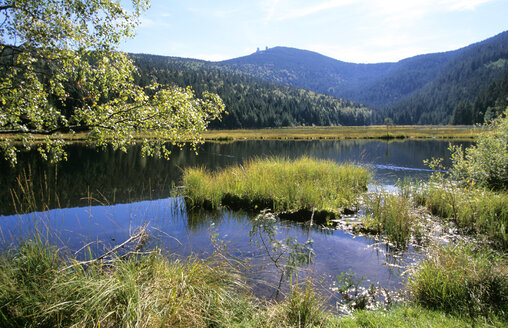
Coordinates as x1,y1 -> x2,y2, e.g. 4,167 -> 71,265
0,0 -> 225,165
449,109 -> 508,190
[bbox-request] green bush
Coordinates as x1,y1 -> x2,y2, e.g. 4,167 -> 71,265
449,108 -> 508,190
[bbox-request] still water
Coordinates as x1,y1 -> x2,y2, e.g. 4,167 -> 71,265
0,140 -> 470,300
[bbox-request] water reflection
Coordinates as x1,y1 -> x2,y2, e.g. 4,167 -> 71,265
0,140 -> 471,215
0,140 -> 467,303
0,196 -> 416,304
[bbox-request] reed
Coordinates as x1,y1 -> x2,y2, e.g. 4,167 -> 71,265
363,191 -> 420,248
182,156 -> 370,216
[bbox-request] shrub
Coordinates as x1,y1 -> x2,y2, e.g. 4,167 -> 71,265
449,108 -> 508,190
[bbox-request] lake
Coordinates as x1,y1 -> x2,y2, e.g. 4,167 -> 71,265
0,139 -> 470,303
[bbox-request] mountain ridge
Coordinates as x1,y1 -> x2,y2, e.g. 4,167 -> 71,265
216,30 -> 508,124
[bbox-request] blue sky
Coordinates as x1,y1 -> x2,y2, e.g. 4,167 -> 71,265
120,0 -> 508,63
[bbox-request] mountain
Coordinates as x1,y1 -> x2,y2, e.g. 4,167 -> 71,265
386,31 -> 508,124
220,47 -> 395,98
218,31 -> 508,124
131,54 -> 373,129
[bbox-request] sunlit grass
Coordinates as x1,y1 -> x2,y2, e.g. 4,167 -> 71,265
414,184 -> 508,248
407,243 -> 507,319
0,126 -> 481,145
203,125 -> 482,141
183,156 -> 370,216
0,238 -> 253,328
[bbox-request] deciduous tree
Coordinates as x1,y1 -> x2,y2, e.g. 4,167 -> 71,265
0,0 -> 225,164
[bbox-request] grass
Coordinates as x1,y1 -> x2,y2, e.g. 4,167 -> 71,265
1,125 -> 482,145
182,156 -> 370,218
414,183 -> 508,248
363,191 -> 421,248
330,305 -> 505,327
2,237 -> 505,328
202,125 -> 482,141
407,243 -> 507,320
0,237 -> 254,328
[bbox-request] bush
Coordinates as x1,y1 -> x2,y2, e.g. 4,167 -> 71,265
449,108 -> 508,190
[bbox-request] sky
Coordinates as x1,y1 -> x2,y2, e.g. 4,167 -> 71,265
120,0 -> 508,64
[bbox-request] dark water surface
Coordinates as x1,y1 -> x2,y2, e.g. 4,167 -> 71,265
0,140 -> 471,301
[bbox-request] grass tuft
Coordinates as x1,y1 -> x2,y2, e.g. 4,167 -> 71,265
407,243 -> 507,319
0,238 -> 254,328
182,156 -> 370,217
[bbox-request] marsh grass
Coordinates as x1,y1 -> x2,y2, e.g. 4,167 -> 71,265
0,237 -> 254,328
183,156 -> 370,217
202,125 -> 481,141
259,284 -> 328,328
415,184 -> 508,248
407,243 -> 508,320
363,182 -> 423,248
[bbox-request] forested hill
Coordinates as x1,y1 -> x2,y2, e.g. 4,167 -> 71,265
385,31 -> 508,124
131,54 -> 373,129
218,31 -> 508,124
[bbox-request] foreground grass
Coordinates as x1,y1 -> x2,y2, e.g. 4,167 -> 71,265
0,238 -> 505,328
408,243 -> 507,319
0,238 -> 253,328
183,156 -> 370,217
332,305 -> 505,328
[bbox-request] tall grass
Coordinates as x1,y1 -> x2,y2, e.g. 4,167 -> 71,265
407,243 -> 507,320
0,237 -> 254,328
415,184 -> 508,248
183,156 -> 370,216
363,191 -> 420,248
258,284 -> 328,328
